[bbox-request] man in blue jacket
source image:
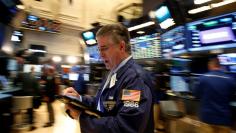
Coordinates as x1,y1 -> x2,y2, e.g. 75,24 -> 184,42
193,56 -> 236,133
64,24 -> 154,133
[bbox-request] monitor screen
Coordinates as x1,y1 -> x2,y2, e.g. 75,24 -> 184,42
86,45 -> 102,63
170,76 -> 189,92
83,74 -> 90,81
7,59 -> 18,71
29,44 -> 46,57
218,53 -> 236,73
62,74 -> 69,79
155,5 -> 175,29
218,53 -> 236,65
160,26 -> 187,57
68,73 -> 79,81
187,12 -> 236,52
11,30 -> 23,42
155,6 -> 171,23
23,64 -> 42,73
130,33 -> 161,59
171,58 -> 191,74
21,14 -> 61,33
229,65 -> 236,72
82,31 -> 97,46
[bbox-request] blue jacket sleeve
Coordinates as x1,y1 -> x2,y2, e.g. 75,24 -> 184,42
192,77 -> 204,99
81,95 -> 96,108
79,76 -> 153,133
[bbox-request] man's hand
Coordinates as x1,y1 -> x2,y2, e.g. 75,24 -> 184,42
65,104 -> 81,119
63,87 -> 80,98
63,87 -> 81,119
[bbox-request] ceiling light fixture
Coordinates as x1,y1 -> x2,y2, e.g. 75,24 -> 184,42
136,31 -> 145,34
189,0 -> 236,14
194,0 -> 212,5
211,0 -> 236,7
128,21 -> 155,31
52,56 -> 62,63
188,6 -> 211,14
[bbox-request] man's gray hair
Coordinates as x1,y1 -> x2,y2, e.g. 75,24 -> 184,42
96,24 -> 131,53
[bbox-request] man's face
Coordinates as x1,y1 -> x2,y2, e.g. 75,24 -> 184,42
97,36 -> 121,70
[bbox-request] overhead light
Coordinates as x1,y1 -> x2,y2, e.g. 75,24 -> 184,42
67,56 -> 78,64
2,45 -> 13,53
128,21 -> 155,31
188,6 -> 211,14
136,31 -> 145,34
211,0 -> 236,8
189,0 -> 236,14
52,56 -> 62,63
194,0 -> 212,5
148,11 -> 156,19
28,49 -> 47,53
61,65 -> 71,68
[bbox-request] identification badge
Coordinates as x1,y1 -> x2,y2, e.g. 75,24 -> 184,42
123,101 -> 139,108
109,73 -> 117,88
103,100 -> 116,111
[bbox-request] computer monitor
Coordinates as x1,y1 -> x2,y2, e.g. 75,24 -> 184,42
130,33 -> 161,59
160,26 -> 187,57
171,58 -> 191,74
187,12 -> 236,52
170,76 -> 189,92
81,31 -> 97,46
154,5 -> 175,30
218,53 -> 236,65
11,30 -> 23,43
83,74 -> 90,81
23,64 -> 42,73
81,27 -> 100,46
7,59 -> 18,71
229,65 -> 236,73
86,45 -> 102,63
68,73 -> 79,81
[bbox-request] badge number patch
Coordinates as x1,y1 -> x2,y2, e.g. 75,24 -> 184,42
121,89 -> 141,102
123,101 -> 139,108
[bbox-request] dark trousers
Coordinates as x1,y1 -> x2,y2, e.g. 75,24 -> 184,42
27,108 -> 34,124
46,102 -> 55,124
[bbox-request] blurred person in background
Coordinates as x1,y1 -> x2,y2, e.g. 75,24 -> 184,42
14,66 -> 40,131
40,66 -> 58,127
0,49 -> 10,89
193,56 -> 236,133
63,24 -> 154,133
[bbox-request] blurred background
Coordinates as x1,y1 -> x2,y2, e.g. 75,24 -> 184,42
0,0 -> 236,133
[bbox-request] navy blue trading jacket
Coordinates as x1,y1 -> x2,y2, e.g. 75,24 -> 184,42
193,70 -> 236,126
80,59 -> 154,133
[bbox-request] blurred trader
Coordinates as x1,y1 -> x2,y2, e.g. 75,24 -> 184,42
40,66 -> 57,127
193,56 -> 236,133
64,24 -> 154,133
14,66 -> 40,131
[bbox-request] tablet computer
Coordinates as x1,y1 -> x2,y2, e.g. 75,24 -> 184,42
56,95 -> 103,118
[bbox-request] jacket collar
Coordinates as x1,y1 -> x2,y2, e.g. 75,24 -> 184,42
115,58 -> 135,80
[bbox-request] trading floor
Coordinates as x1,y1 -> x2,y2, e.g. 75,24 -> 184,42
11,101 -> 81,133
11,100 -> 236,133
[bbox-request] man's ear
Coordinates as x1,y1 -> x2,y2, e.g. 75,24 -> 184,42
119,41 -> 126,51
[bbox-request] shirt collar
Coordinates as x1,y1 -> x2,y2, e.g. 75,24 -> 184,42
111,55 -> 132,74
